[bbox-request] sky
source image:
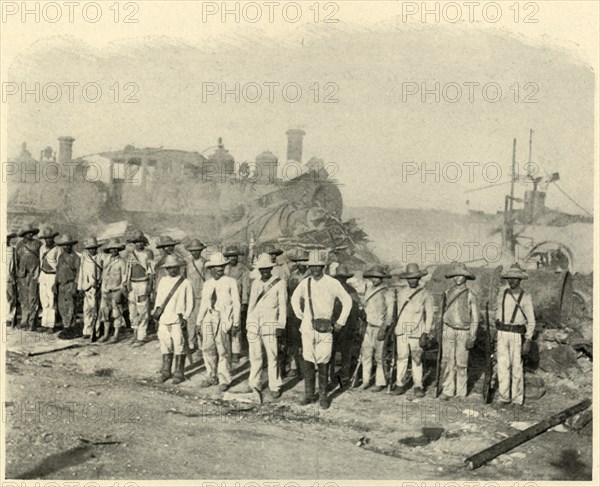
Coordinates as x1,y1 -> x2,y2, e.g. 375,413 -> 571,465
3,1 -> 597,216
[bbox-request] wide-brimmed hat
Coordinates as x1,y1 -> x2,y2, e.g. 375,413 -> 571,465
83,237 -> 102,249
7,232 -> 17,240
398,263 -> 428,279
501,263 -> 528,280
260,243 -> 284,256
156,235 -> 180,249
127,230 -> 147,244
254,253 -> 276,269
205,252 -> 230,268
18,223 -> 40,237
363,265 -> 391,279
161,255 -> 184,268
223,244 -> 243,257
39,227 -> 59,239
287,248 -> 309,262
186,238 -> 206,252
445,262 -> 476,280
335,264 -> 354,278
306,249 -> 327,267
104,238 -> 126,253
56,233 -> 78,246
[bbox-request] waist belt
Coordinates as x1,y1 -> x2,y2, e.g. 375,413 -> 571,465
41,269 -> 56,275
105,288 -> 122,294
496,322 -> 526,334
444,322 -> 471,331
130,277 -> 149,283
367,322 -> 382,328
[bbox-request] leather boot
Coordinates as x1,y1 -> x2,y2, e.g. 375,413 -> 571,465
318,363 -> 330,410
108,324 -> 121,344
172,355 -> 186,384
299,360 -> 316,406
160,354 -> 173,382
97,322 -> 111,343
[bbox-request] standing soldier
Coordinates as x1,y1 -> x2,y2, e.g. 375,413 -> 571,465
77,237 -> 103,340
250,243 -> 290,283
125,230 -> 155,347
196,252 -> 241,391
224,245 -> 250,364
152,255 -> 194,385
98,238 -> 127,343
494,263 -> 536,406
185,239 -> 206,353
330,264 -> 362,388
357,265 -> 394,392
285,248 -> 310,378
246,253 -> 288,398
15,223 -> 42,331
291,250 -> 352,409
6,231 -> 18,327
394,263 -> 434,398
38,227 -> 61,332
440,263 -> 479,400
55,234 -> 81,340
155,236 -> 182,284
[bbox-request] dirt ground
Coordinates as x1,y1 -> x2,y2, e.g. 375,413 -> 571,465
3,328 -> 593,481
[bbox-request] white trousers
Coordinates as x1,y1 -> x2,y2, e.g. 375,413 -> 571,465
39,271 -> 56,328
247,323 -> 282,392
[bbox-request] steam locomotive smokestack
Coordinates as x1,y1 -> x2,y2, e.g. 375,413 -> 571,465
58,136 -> 75,163
286,129 -> 305,162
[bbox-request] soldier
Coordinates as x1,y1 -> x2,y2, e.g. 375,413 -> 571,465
6,231 -> 18,327
285,248 -> 310,378
224,245 -> 250,363
185,239 -> 207,353
98,238 -> 127,343
358,265 -> 394,392
14,223 -> 42,331
440,263 -> 480,400
291,250 -> 352,409
250,243 -> 290,283
77,237 -> 103,340
330,264 -> 362,388
246,253 -> 288,398
125,230 -> 155,347
152,255 -> 194,385
394,263 -> 434,398
196,252 -> 241,391
55,234 -> 81,340
494,263 -> 536,406
38,227 -> 61,332
155,236 -> 181,284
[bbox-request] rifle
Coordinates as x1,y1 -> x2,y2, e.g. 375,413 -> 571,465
386,288 -> 399,393
434,292 -> 447,398
482,302 -> 494,404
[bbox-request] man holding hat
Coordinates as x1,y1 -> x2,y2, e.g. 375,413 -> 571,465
196,252 -> 241,391
55,234 -> 81,340
394,263 -> 434,398
152,255 -> 194,385
246,253 -> 288,398
285,248 -> 310,377
291,249 -> 352,409
359,265 -> 395,392
440,263 -> 480,400
14,223 -> 42,331
185,238 -> 207,352
494,263 -> 536,406
125,230 -> 155,347
98,238 -> 128,343
77,237 -> 103,339
224,244 -> 250,363
38,227 -> 62,332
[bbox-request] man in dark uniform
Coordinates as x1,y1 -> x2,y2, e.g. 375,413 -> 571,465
55,234 -> 81,340
6,231 -> 18,327
15,223 -> 42,331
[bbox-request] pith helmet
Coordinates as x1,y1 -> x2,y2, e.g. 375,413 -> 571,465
156,235 -> 180,249
254,253 -> 276,269
223,244 -> 243,257
186,239 -> 206,252
398,263 -> 428,279
445,262 -> 476,280
18,223 -> 40,237
56,233 -> 78,246
104,238 -> 126,253
501,263 -> 528,280
127,230 -> 147,244
335,264 -> 354,278
363,265 -> 391,279
205,252 -> 230,268
161,255 -> 184,268
261,243 -> 284,256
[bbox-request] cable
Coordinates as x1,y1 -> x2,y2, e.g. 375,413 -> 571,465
550,181 -> 592,216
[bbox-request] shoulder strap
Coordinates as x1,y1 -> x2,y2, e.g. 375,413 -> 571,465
444,287 -> 469,312
308,277 -> 315,319
159,276 -> 185,311
364,285 -> 388,306
255,277 -> 281,305
398,287 -> 424,319
191,260 -> 205,281
508,290 -> 525,324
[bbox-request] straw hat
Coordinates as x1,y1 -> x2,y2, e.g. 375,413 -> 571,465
186,239 -> 206,252
254,253 -> 276,269
397,263 -> 428,279
156,235 -> 180,249
501,263 -> 528,280
363,265 -> 391,279
223,245 -> 243,257
127,230 -> 147,244
39,227 -> 59,239
56,233 -> 78,246
83,237 -> 102,249
103,238 -> 126,253
306,249 -> 327,266
335,264 -> 354,278
287,248 -> 309,262
445,262 -> 476,280
18,223 -> 40,237
160,255 -> 184,268
205,252 -> 230,268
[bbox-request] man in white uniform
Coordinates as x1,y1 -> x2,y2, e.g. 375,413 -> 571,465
38,227 -> 61,332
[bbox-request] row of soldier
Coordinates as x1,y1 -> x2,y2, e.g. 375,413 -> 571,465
6,224 -> 535,410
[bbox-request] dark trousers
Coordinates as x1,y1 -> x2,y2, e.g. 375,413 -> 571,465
329,328 -> 353,382
58,282 -> 77,328
17,275 -> 39,329
285,315 -> 303,372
